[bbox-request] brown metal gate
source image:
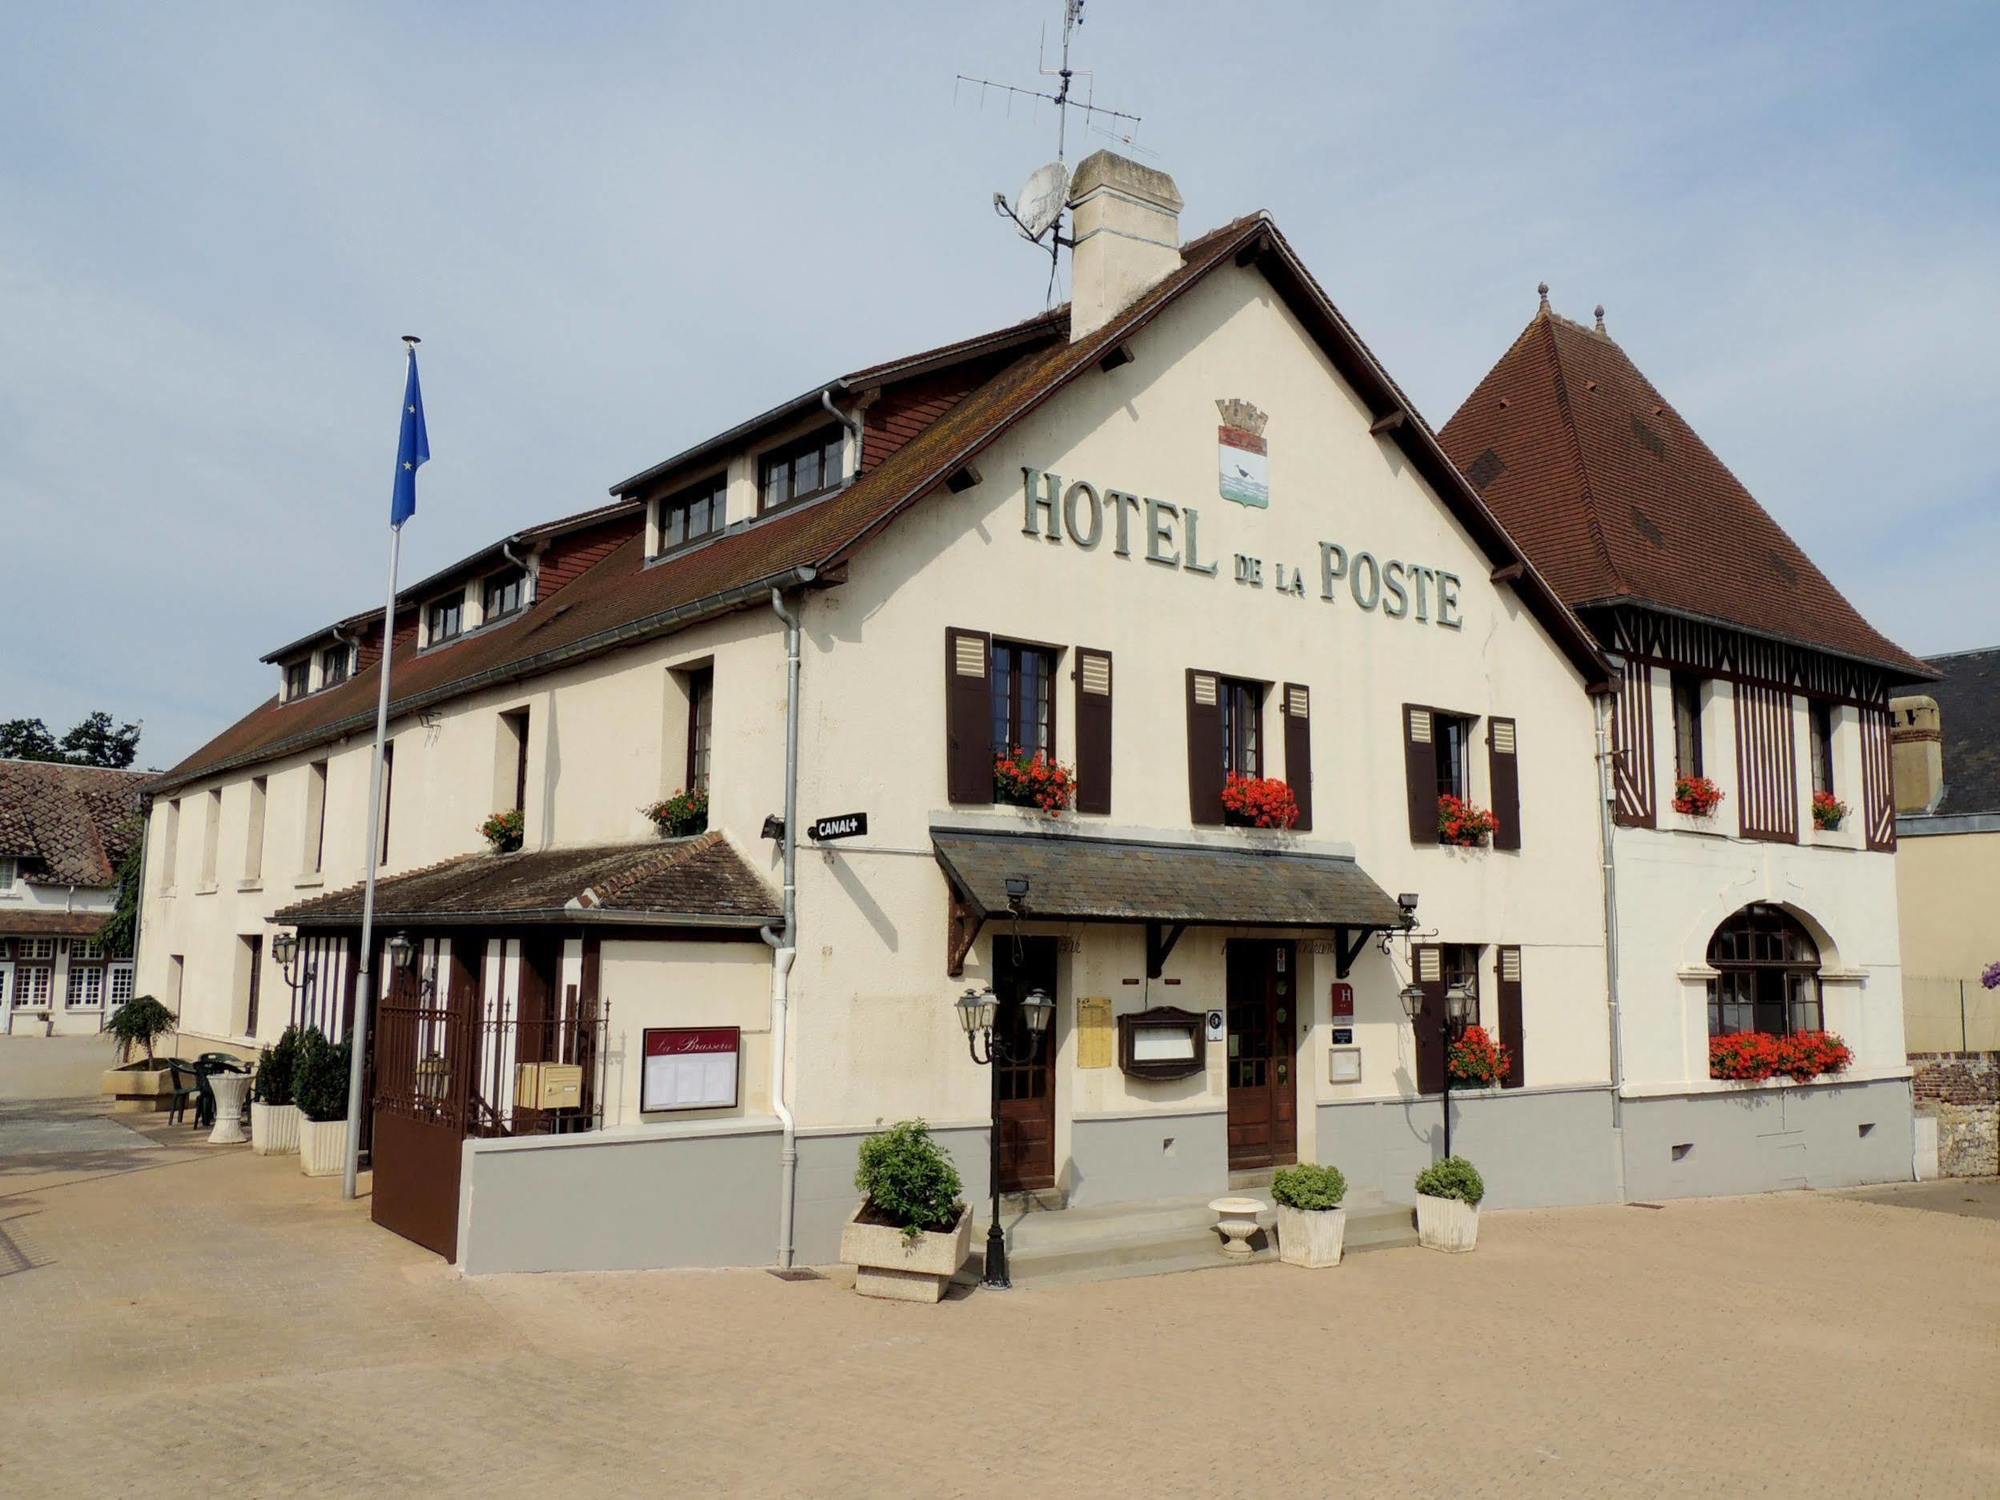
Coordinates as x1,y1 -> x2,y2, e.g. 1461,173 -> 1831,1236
370,935 -> 608,1262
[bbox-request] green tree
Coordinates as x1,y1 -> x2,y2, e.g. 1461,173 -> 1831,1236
57,711 -> 141,769
0,718 -> 60,761
99,834 -> 144,959
0,712 -> 141,768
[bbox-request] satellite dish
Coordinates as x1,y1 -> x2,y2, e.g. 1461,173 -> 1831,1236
1013,161 -> 1069,241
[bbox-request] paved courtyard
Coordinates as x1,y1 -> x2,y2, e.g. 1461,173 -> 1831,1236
2,1087 -> 1997,1499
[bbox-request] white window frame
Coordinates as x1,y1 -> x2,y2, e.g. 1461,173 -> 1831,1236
108,962 -> 134,1009
18,962 -> 53,1009
66,962 -> 104,1009
0,856 -> 15,894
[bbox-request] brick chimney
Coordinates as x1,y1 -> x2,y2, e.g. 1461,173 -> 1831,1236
1066,150 -> 1183,342
1890,695 -> 1944,814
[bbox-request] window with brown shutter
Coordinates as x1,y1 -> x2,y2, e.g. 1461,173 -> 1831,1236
945,628 -> 993,804
1186,670 -> 1225,824
1412,943 -> 1446,1094
1496,946 -> 1524,1088
1074,649 -> 1113,815
1281,683 -> 1312,831
1403,705 -> 1438,843
1487,716 -> 1520,850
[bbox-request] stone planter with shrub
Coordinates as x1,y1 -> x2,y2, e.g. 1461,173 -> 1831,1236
292,1027 -> 353,1178
99,996 -> 181,1111
1272,1162 -> 1348,1268
1414,1156 -> 1484,1252
839,1120 -> 970,1303
250,1025 -> 303,1156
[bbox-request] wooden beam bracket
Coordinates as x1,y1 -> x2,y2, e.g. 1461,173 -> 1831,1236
1334,925 -> 1374,980
1145,920 -> 1189,979
1098,343 -> 1134,373
1368,409 -> 1408,436
946,887 -> 985,980
1490,560 -> 1526,583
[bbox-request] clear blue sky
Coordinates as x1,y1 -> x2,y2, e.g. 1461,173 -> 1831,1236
4,1 -> 1994,767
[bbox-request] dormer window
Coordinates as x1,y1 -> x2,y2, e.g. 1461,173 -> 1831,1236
482,568 -> 527,622
759,425 -> 845,513
320,643 -> 351,687
284,660 -> 311,700
428,595 -> 464,645
657,474 -> 727,554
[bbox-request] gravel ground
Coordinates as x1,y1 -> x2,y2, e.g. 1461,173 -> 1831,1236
2,1100 -> 1996,1499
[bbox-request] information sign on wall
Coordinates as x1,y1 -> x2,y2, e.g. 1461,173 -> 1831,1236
641,1027 -> 740,1112
1330,983 -> 1355,1019
1077,996 -> 1114,1068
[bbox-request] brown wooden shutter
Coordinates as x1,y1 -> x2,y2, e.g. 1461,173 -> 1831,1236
1496,946 -> 1524,1089
945,628 -> 993,804
1074,648 -> 1113,815
1487,716 -> 1520,850
1282,683 -> 1312,831
1413,944 -> 1446,1095
1403,704 -> 1438,844
1186,669 -> 1225,825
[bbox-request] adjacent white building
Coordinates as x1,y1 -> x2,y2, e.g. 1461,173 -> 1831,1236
138,154 -> 1924,1270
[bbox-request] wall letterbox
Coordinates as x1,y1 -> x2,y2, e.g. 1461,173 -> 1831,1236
1117,1006 -> 1208,1082
514,1062 -> 584,1111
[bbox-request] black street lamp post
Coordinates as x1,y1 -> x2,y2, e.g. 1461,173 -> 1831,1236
955,983 -> 1054,1290
1401,977 -> 1477,1158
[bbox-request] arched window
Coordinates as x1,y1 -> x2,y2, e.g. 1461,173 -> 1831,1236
1706,905 -> 1822,1038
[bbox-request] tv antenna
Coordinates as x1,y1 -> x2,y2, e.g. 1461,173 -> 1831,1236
955,0 -> 1144,300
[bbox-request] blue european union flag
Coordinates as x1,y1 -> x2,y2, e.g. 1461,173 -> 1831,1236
391,348 -> 429,526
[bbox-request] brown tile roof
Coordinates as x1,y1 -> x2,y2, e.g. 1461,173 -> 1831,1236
270,832 -> 779,928
1439,307 -> 1930,679
0,909 -> 111,939
158,215 -> 1610,795
0,760 -> 146,887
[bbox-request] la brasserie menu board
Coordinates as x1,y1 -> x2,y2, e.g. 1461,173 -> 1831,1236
641,1027 -> 739,1112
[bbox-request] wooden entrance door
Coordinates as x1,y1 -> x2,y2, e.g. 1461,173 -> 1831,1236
992,936 -> 1059,1193
1226,939 -> 1297,1170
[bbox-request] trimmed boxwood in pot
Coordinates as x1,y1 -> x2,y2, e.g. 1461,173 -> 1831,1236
253,1026 -> 301,1107
1414,1155 -> 1484,1253
1271,1163 -> 1347,1211
292,1028 -> 351,1123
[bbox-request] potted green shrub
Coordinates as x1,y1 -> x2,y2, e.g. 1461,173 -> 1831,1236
1271,1162 -> 1348,1268
99,996 -> 182,1110
1414,1155 -> 1485,1252
839,1120 -> 970,1302
250,1025 -> 303,1156
291,1027 -> 353,1178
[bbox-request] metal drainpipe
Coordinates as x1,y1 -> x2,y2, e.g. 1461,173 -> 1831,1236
760,581 -> 808,1268
820,387 -> 862,479
1595,690 -> 1627,1136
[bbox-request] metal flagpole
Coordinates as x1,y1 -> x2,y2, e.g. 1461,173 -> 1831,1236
342,334 -> 424,1202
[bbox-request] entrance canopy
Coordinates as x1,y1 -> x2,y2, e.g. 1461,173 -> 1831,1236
932,827 -> 1406,979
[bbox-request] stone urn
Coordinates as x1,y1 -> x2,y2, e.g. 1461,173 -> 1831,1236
1415,1193 -> 1479,1252
840,1203 -> 972,1303
1276,1204 -> 1347,1268
251,1102 -> 301,1156
297,1117 -> 351,1178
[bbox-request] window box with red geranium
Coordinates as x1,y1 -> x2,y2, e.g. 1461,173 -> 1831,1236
1436,794 -> 1498,848
993,748 -> 1076,815
1446,1025 -> 1511,1089
1221,774 -> 1299,830
1673,775 -> 1723,818
1811,791 -> 1847,831
1708,1030 -> 1852,1083
479,808 -> 524,854
644,787 -> 709,837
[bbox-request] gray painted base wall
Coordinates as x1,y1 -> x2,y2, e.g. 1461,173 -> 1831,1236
1067,1110 -> 1228,1208
1620,1078 -> 1914,1201
1319,1087 -> 1622,1209
458,1126 -> 781,1275
792,1124 -> 989,1266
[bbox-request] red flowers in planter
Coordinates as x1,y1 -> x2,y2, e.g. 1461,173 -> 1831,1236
1437,794 -> 1498,847
1674,775 -> 1724,817
993,749 -> 1077,815
1221,774 -> 1300,830
1811,791 -> 1848,830
479,807 -> 524,853
1448,1025 -> 1512,1087
1708,1031 -> 1853,1083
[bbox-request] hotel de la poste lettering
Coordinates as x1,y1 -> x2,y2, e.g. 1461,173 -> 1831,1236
135,151 -> 1928,1272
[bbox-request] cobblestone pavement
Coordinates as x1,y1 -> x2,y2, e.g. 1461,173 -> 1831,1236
3,1105 -> 1996,1500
